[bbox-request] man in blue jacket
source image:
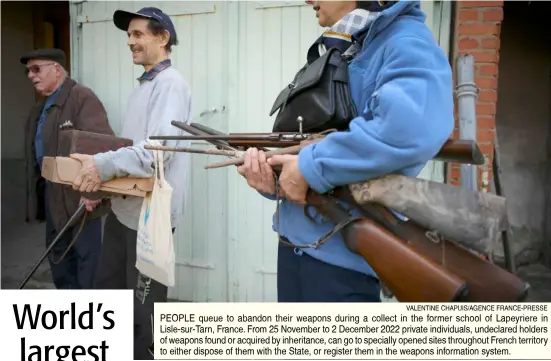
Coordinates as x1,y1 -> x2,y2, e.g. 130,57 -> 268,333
238,0 -> 454,302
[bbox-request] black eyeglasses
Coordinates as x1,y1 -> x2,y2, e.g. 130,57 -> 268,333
25,62 -> 55,76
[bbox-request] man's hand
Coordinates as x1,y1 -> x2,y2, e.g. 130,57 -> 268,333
237,148 -> 279,195
70,153 -> 102,193
80,197 -> 102,212
267,154 -> 309,204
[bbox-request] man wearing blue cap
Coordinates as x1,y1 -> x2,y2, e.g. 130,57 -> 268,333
69,7 -> 192,359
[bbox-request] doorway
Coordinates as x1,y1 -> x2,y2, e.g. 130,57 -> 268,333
1,0 -> 70,289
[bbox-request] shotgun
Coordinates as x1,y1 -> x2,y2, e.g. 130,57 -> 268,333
158,122 -> 528,302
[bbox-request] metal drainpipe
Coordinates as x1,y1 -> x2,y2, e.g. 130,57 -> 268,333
455,55 -> 480,190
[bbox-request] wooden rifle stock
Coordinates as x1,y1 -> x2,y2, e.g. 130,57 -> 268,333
332,189 -> 530,302
435,139 -> 484,165
306,190 -> 468,302
398,219 -> 529,302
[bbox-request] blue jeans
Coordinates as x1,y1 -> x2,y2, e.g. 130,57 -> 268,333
277,242 -> 381,302
44,184 -> 102,289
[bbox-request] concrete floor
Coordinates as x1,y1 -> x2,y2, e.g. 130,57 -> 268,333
517,264 -> 551,302
1,160 -> 54,289
1,220 -> 54,289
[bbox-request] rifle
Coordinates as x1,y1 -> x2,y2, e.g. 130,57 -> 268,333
197,130 -> 486,166
151,122 -> 529,302
149,121 -> 485,166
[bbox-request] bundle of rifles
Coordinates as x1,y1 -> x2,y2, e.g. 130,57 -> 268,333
147,120 -> 529,303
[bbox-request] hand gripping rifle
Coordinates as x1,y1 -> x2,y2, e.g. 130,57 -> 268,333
149,122 -> 529,302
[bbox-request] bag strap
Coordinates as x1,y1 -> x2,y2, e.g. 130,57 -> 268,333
153,148 -> 166,186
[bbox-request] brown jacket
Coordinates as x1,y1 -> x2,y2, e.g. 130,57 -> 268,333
25,78 -> 115,232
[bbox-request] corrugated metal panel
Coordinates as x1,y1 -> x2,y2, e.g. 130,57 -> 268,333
70,1 -> 452,302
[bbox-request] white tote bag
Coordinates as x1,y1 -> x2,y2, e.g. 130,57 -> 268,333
136,147 -> 175,287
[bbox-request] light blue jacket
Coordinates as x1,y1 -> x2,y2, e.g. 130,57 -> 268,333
265,0 -> 454,278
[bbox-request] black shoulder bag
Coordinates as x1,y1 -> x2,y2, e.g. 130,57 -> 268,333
269,47 -> 358,133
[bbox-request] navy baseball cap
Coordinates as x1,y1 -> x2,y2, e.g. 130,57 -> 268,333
113,7 -> 177,42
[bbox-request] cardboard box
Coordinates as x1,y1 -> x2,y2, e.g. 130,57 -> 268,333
42,156 -> 154,197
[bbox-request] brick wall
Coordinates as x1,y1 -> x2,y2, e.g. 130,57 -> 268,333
448,1 -> 504,190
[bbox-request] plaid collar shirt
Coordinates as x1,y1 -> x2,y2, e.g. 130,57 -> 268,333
137,58 -> 172,82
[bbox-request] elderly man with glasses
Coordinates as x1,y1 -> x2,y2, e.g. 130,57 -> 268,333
21,48 -> 114,290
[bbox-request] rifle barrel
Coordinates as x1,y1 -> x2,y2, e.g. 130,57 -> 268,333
144,144 -> 243,157
171,121 -> 239,152
188,122 -> 228,136
149,134 -> 308,141
157,125 -> 485,166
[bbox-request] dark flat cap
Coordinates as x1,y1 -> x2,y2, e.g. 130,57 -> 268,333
113,7 -> 177,43
20,48 -> 66,68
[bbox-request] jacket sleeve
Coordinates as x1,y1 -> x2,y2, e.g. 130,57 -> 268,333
93,78 -> 193,181
75,86 -> 115,136
297,35 -> 455,194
